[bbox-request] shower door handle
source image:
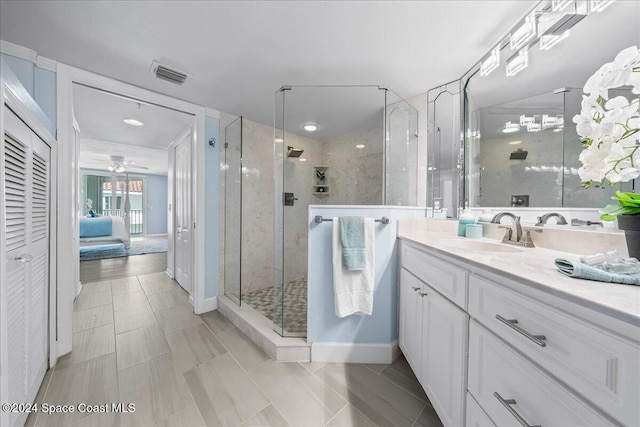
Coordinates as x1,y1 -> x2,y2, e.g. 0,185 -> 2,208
284,192 -> 298,206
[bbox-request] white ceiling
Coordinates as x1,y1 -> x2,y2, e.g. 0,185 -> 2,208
73,84 -> 193,175
0,1 -> 536,129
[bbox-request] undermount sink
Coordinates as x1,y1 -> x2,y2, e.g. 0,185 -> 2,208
438,238 -> 525,253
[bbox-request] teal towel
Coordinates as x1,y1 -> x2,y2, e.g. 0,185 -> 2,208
340,216 -> 365,270
555,259 -> 640,285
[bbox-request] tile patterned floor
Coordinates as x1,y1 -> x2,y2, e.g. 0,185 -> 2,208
242,279 -> 308,335
28,273 -> 443,427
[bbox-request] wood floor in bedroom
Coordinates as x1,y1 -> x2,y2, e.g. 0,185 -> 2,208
79,252 -> 167,283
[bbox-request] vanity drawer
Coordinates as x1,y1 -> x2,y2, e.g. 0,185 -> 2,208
468,320 -> 615,426
401,244 -> 467,309
469,274 -> 640,426
466,392 -> 495,427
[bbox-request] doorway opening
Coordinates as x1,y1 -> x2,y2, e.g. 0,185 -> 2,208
73,83 -> 193,286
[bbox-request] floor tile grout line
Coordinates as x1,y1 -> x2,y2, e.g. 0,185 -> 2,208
321,401 -> 352,427
411,403 -> 428,427
373,362 -> 430,404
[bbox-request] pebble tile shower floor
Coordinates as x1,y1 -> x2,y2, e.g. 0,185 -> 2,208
27,272 -> 443,426
242,279 -> 308,335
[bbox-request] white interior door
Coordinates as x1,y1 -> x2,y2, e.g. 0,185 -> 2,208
174,133 -> 191,293
2,106 -> 50,427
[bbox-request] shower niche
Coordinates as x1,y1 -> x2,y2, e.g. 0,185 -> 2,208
312,166 -> 329,197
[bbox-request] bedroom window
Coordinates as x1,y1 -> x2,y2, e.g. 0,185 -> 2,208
81,172 -> 145,235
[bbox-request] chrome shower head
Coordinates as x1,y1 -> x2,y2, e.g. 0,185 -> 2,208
287,146 -> 304,157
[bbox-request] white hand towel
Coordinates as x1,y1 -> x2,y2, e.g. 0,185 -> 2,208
333,217 -> 375,317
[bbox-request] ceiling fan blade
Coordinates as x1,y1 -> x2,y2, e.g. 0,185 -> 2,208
129,165 -> 149,170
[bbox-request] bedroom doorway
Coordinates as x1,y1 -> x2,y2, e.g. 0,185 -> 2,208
74,83 -> 193,281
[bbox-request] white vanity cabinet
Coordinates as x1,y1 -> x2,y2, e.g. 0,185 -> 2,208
399,268 -> 424,376
420,282 -> 468,427
398,239 -> 640,427
399,243 -> 469,427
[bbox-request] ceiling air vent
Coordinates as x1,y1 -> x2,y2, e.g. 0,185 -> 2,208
150,61 -> 188,85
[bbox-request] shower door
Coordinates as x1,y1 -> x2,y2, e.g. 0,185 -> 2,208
274,87 -> 314,337
273,85 -> 389,337
224,117 -> 242,305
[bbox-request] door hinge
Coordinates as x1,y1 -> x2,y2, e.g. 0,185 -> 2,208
193,222 -> 196,229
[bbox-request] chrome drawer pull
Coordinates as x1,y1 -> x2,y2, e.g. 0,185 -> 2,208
494,392 -> 541,427
417,290 -> 427,297
495,315 -> 547,348
412,286 -> 421,292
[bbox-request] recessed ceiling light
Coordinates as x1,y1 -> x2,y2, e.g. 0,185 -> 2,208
298,158 -> 307,162
274,138 -> 284,143
303,123 -> 318,132
355,144 -> 365,149
123,118 -> 144,126
509,140 -> 522,145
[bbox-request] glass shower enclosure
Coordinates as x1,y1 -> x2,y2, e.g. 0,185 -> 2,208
273,85 -> 419,337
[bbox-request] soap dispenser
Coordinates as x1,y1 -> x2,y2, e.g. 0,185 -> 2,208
458,209 -> 476,236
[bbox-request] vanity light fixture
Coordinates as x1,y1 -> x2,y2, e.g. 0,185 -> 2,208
542,114 -> 563,129
123,118 -> 144,126
540,30 -> 570,50
506,48 -> 529,76
274,137 -> 284,143
298,158 -> 307,162
502,121 -> 520,133
527,122 -> 542,132
508,140 -> 523,145
510,14 -> 537,50
303,123 -> 318,132
519,115 -> 535,126
355,144 -> 365,149
480,47 -> 500,77
589,0 -> 615,12
552,0 -> 572,11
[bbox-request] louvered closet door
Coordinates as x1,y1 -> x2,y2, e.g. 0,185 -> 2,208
3,106 -> 50,427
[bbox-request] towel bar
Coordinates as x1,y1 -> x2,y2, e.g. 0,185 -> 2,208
314,215 -> 390,225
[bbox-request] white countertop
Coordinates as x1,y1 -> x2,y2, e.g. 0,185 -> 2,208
398,230 -> 640,328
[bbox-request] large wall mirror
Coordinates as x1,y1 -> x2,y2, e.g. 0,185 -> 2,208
462,0 -> 638,210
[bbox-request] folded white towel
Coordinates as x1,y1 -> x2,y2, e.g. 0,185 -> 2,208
333,217 -> 375,317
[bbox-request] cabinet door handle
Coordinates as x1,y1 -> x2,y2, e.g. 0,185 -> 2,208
411,286 -> 421,292
494,392 -> 540,427
417,290 -> 427,297
495,315 -> 547,348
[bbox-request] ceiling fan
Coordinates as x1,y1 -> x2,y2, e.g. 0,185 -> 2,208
91,155 -> 149,173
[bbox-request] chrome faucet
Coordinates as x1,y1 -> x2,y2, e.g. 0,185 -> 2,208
536,213 -> 568,226
491,212 -> 523,242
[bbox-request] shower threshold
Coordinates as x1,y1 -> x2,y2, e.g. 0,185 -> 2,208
217,296 -> 311,362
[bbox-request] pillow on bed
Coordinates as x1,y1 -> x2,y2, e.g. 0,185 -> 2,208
80,216 -> 113,238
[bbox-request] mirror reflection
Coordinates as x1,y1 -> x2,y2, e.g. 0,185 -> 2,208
463,0 -> 639,209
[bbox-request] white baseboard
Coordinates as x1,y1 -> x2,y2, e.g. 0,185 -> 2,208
311,340 -> 399,364
165,269 -> 174,279
75,282 -> 82,300
203,296 -> 218,312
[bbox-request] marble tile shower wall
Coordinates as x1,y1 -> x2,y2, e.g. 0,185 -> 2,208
322,126 -> 384,205
479,128 -> 563,207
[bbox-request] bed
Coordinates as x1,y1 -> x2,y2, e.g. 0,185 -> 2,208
79,216 -> 130,248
